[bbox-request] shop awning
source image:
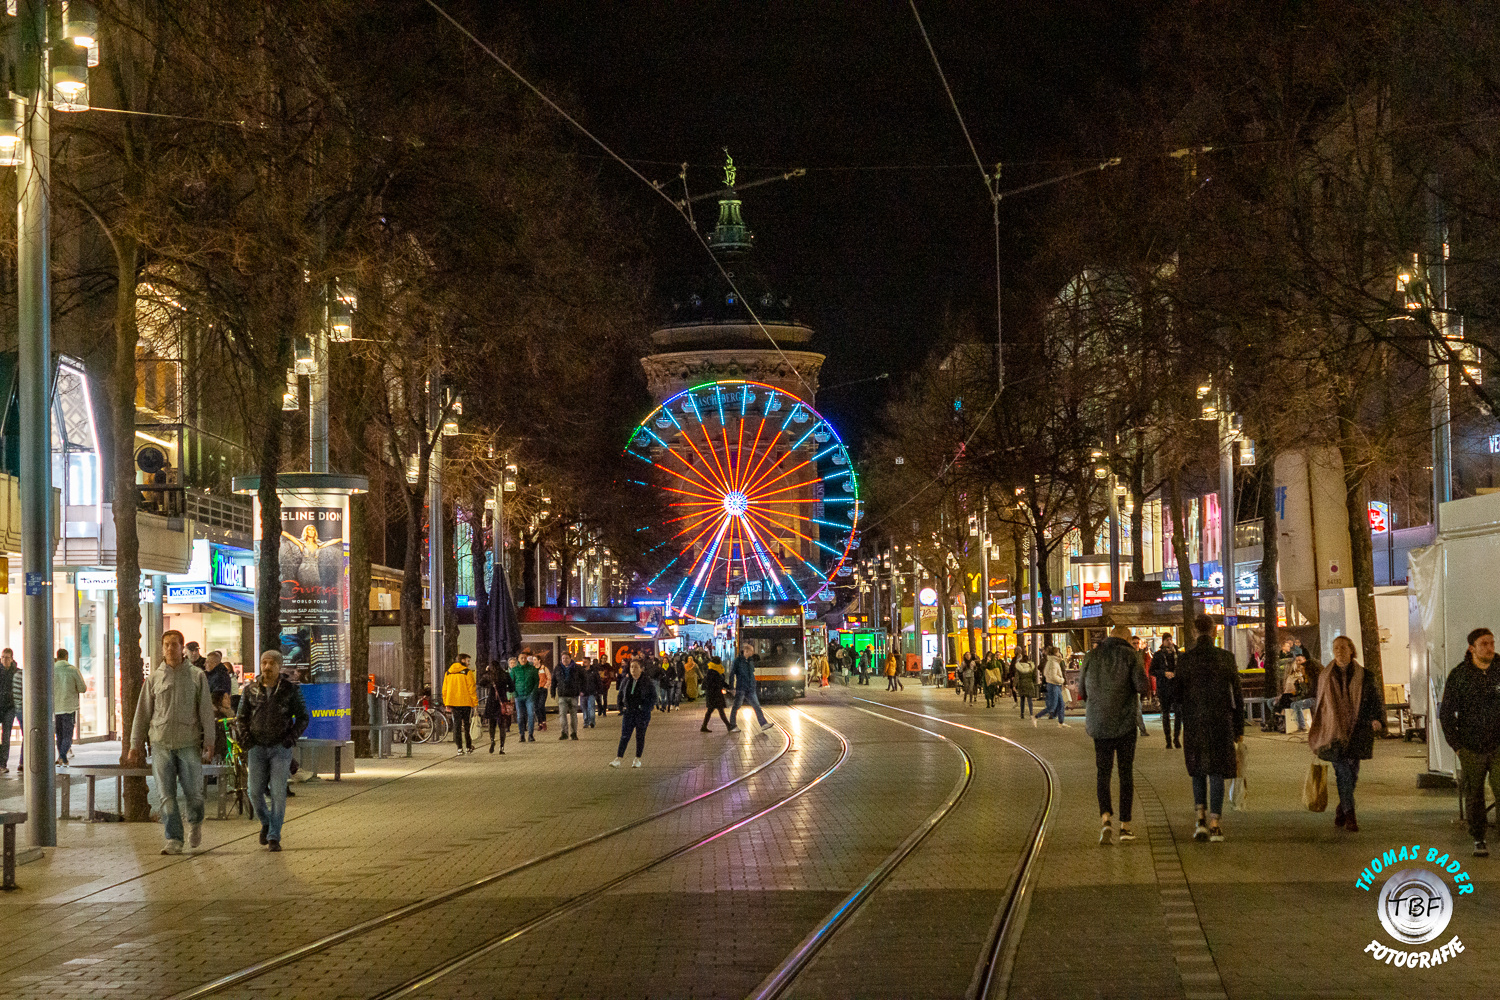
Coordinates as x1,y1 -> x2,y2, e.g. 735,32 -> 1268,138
519,621 -> 656,640
1018,600 -> 1262,634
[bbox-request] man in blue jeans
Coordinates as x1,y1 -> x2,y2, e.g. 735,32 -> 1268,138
235,649 -> 309,851
127,630 -> 215,855
509,655 -> 539,742
728,642 -> 775,733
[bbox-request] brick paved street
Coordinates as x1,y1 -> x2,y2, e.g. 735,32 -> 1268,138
0,686 -> 1493,999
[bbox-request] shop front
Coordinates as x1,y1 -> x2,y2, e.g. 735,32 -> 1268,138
161,539 -> 256,679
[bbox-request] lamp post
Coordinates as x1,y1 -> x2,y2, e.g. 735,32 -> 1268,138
15,0 -> 97,849
427,365 -> 445,694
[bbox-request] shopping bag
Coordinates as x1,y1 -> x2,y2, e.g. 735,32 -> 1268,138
1226,741 -> 1247,810
1302,761 -> 1328,812
1062,684 -> 1074,704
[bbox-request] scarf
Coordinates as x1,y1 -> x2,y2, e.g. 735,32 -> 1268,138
1309,659 -> 1364,758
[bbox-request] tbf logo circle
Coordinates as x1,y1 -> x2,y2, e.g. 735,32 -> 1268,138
1378,868 -> 1451,945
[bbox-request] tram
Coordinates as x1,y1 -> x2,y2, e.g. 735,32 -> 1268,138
715,600 -> 818,701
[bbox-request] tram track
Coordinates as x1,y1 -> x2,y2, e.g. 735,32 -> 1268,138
364,708 -> 850,999
746,705 -> 973,1000
851,698 -> 1059,1000
166,711 -> 834,1000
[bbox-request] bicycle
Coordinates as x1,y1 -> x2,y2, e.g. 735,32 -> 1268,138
217,717 -> 249,818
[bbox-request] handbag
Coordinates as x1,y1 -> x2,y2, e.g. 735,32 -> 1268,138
1302,761 -> 1328,812
1227,741 -> 1248,810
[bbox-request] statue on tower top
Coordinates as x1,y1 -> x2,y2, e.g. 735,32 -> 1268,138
723,148 -> 736,188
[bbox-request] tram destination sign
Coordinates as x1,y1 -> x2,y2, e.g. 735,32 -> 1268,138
743,614 -> 800,627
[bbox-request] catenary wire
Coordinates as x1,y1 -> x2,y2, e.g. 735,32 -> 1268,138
422,0 -> 818,401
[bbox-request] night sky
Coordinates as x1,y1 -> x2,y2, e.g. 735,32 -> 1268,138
505,2 -> 1162,443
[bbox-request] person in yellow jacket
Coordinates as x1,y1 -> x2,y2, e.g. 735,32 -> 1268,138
442,654 -> 479,754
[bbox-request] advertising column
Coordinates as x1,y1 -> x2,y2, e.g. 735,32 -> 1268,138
275,501 -> 351,741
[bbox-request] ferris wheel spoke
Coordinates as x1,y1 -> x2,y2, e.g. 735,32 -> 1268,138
744,506 -> 842,560
731,416 -> 747,492
642,423 -> 724,489
737,422 -> 787,499
661,483 -> 727,504
738,515 -> 791,598
689,415 -> 736,496
663,407 -> 734,495
636,439 -> 727,496
747,477 -> 821,502
739,415 -> 770,493
745,456 -> 815,498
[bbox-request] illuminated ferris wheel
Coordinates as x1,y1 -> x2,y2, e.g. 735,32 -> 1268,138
627,379 -> 860,618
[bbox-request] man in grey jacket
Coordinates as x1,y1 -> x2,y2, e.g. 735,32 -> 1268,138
1080,625 -> 1150,845
127,630 -> 216,854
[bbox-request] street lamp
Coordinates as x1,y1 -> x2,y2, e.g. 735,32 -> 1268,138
13,0 -> 101,849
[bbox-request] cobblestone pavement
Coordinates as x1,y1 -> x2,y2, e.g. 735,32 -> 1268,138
875,683 -> 1500,999
1,683 -> 1492,999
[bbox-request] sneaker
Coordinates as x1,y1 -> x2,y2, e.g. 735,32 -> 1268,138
161,840 -> 183,855
609,758 -> 622,768
489,743 -> 496,754
1099,823 -> 1113,846
1032,717 -> 1038,728
760,722 -> 775,732
726,727 -> 740,734
1475,840 -> 1489,858
560,733 -> 569,741
631,758 -> 642,768
0,766 -> 9,773
189,824 -> 202,849
700,727 -> 711,733
260,825 -> 269,846
1118,827 -> 1136,842
55,758 -> 65,766
1193,821 -> 1209,842
1208,825 -> 1225,843
268,841 -> 282,852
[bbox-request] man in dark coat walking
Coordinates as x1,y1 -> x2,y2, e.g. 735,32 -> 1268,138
1439,627 -> 1500,857
1150,633 -> 1181,749
1080,625 -> 1151,845
1173,614 -> 1244,843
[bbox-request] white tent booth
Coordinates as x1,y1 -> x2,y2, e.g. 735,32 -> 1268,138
1409,491 -> 1500,780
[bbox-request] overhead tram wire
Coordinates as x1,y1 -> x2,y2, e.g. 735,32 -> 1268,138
422,0 -> 818,401
861,3 -> 1120,537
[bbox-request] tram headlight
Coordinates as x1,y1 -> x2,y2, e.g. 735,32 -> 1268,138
791,663 -> 802,677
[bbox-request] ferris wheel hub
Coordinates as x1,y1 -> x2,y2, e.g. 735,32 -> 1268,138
723,490 -> 749,516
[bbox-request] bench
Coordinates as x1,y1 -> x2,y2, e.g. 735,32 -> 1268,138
296,739 -> 352,781
59,764 -> 235,823
350,723 -> 417,759
0,811 -> 25,889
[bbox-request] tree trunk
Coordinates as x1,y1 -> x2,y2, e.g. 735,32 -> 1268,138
472,499 -> 490,668
1032,521 -> 1054,625
110,233 -> 149,821
1168,469 -> 1197,635
399,482 -> 426,693
1256,455 -> 1280,695
1077,476 -> 1097,556
1012,524 -> 1026,655
443,499 -> 459,668
1337,396 -> 1384,690
349,493 -> 372,757
254,362 -> 285,660
1129,452 -> 1147,583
